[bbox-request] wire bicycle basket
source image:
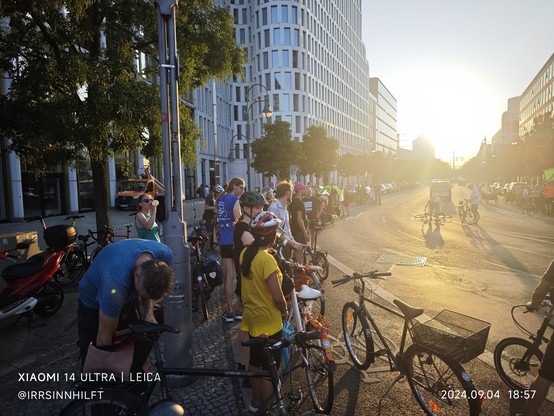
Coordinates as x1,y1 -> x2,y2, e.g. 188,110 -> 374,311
411,310 -> 490,364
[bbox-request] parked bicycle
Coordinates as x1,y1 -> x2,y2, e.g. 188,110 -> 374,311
521,197 -> 539,216
333,270 -> 489,415
88,222 -> 134,262
494,296 -> 553,392
188,224 -> 223,321
59,320 -> 326,416
458,199 -> 479,225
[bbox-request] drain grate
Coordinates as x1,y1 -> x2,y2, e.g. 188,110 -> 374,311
377,253 -> 427,266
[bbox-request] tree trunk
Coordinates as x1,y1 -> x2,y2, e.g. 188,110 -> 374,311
91,159 -> 111,239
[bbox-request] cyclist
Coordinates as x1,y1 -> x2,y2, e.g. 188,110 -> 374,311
217,177 -> 245,322
524,259 -> 554,415
468,183 -> 481,224
289,182 -> 310,248
268,181 -> 303,254
239,211 -> 288,412
233,191 -> 268,380
135,193 -> 160,242
203,184 -> 223,251
77,239 -> 174,368
428,189 -> 442,216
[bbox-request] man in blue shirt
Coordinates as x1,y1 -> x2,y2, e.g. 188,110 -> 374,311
77,239 -> 174,365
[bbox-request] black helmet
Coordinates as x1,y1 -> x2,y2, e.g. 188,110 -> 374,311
240,191 -> 268,208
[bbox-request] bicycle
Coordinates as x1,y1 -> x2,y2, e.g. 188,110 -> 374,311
333,270 -> 489,415
458,199 -> 479,225
89,222 -> 134,261
521,197 -> 538,216
493,296 -> 553,392
274,252 -> 334,414
303,221 -> 329,282
60,320 -> 326,416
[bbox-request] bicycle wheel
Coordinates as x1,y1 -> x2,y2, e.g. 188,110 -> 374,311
199,283 -> 209,321
304,345 -> 334,414
56,248 -> 86,286
494,337 -> 543,391
313,251 -> 329,282
341,302 -> 372,370
90,245 -> 103,262
60,391 -> 149,415
403,344 -> 481,416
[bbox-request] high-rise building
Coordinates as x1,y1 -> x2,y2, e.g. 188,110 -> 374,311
196,0 -> 375,189
369,77 -> 398,155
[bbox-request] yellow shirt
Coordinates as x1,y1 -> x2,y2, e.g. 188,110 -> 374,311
239,248 -> 283,337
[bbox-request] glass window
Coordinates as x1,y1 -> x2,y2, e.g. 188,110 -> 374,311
282,94 -> 290,112
292,50 -> 298,68
284,72 -> 291,89
294,72 -> 300,89
282,5 -> 288,23
283,28 -> 291,45
271,6 -> 278,23
274,72 -> 282,90
264,29 -> 270,47
293,29 -> 299,46
292,6 -> 297,24
273,94 -> 280,111
272,50 -> 279,67
262,8 -> 268,25
242,8 -> 248,24
293,94 -> 299,111
282,50 -> 289,67
273,28 -> 280,46
263,51 -> 269,69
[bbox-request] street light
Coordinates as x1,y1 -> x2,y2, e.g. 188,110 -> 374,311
244,83 -> 272,190
228,133 -> 247,162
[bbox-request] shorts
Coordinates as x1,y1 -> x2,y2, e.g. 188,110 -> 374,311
539,335 -> 554,382
249,330 -> 283,370
220,244 -> 234,258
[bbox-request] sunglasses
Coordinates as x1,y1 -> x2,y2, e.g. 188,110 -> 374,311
236,184 -> 244,189
141,198 -> 151,203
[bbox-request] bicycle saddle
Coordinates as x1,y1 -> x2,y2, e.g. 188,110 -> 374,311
128,321 -> 180,335
393,299 -> 424,320
296,284 -> 321,300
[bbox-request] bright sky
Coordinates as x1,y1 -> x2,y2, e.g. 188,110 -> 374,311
361,0 -> 554,165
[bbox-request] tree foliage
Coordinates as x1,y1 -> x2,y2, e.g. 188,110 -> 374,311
251,120 -> 300,180
298,126 -> 339,180
0,0 -> 243,227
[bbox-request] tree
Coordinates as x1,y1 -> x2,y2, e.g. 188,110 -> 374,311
251,120 -> 300,180
336,153 -> 362,178
523,114 -> 554,176
0,0 -> 243,229
298,126 -> 339,181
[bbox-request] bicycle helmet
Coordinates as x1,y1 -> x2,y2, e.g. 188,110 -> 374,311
240,191 -> 268,208
320,191 -> 329,202
214,184 -> 224,194
250,211 -> 281,236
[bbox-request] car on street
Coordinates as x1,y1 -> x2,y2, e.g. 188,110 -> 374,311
430,179 -> 452,201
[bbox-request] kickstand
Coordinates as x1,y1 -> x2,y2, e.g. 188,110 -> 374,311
12,311 -> 34,328
377,373 -> 404,416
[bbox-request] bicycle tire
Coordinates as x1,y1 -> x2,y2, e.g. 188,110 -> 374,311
59,391 -> 149,415
304,345 -> 334,414
199,284 -> 209,322
493,337 -> 543,391
55,248 -> 86,286
312,251 -> 329,282
424,201 -> 431,215
403,344 -> 481,416
90,245 -> 103,262
341,302 -> 372,370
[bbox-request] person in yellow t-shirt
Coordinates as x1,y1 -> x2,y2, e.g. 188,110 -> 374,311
239,211 -> 287,413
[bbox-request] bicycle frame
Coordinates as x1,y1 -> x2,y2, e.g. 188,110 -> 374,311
353,278 -> 412,372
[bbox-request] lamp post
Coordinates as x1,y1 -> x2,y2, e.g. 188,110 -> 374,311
244,83 -> 272,190
228,133 -> 247,162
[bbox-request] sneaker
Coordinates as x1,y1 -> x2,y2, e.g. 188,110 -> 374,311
248,403 -> 260,413
234,310 -> 243,320
223,312 -> 234,323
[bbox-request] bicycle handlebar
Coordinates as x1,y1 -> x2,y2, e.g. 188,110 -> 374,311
332,270 -> 391,286
241,330 -> 322,350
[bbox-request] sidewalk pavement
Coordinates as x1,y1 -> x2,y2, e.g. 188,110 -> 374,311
0,200 -> 251,415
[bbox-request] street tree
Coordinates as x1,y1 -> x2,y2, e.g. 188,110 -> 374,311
298,126 -> 339,181
0,0 -> 243,229
251,120 -> 300,180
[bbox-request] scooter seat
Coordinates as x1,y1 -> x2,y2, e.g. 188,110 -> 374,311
2,251 -> 55,282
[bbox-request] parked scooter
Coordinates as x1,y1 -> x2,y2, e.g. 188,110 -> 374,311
0,224 -> 77,325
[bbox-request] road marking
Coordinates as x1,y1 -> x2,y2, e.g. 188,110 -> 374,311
396,230 -> 425,242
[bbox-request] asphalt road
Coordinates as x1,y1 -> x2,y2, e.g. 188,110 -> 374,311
307,185 -> 554,415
